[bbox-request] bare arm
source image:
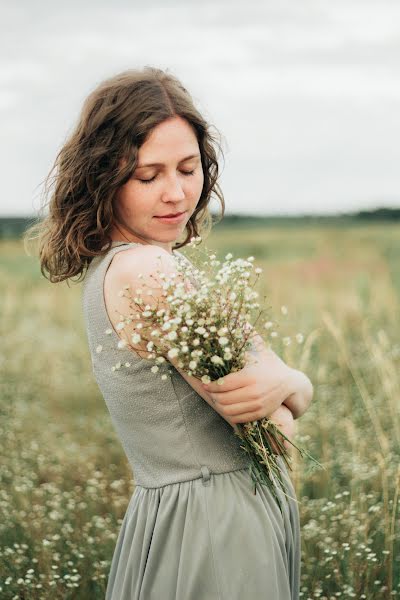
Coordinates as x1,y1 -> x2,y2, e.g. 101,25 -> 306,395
243,332 -> 314,420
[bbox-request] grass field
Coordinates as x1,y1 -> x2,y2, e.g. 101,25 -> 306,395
1,223 -> 399,599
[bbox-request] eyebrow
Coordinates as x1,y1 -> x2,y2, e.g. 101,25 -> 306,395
136,153 -> 201,169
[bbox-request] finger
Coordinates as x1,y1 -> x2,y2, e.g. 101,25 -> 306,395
223,400 -> 263,417
230,410 -> 269,424
203,370 -> 254,393
208,385 -> 258,406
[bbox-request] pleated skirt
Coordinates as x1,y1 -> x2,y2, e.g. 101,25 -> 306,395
105,464 -> 300,600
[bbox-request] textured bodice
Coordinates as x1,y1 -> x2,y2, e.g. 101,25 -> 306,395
81,241 -> 251,488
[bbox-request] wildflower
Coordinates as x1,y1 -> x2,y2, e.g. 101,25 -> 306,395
117,340 -> 127,349
211,355 -> 224,366
167,348 -> 179,359
95,345 -> 103,354
131,333 -> 141,344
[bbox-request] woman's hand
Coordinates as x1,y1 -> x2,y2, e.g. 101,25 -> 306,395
202,342 -> 313,426
268,404 -> 296,453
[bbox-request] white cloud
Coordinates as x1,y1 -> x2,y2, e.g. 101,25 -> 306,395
0,0 -> 399,216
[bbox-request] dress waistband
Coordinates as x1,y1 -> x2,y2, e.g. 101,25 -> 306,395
134,465 -> 250,489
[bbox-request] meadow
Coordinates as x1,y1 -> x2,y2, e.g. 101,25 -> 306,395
1,222 -> 399,599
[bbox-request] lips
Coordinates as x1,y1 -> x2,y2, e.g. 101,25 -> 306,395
156,211 -> 185,218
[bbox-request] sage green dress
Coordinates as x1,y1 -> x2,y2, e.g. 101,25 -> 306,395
82,240 -> 301,600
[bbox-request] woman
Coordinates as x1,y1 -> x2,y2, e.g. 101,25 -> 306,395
29,66 -> 313,599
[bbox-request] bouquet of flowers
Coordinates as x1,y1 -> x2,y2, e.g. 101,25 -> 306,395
109,236 -> 322,511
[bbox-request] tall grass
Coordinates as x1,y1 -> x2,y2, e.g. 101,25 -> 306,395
0,224 -> 399,599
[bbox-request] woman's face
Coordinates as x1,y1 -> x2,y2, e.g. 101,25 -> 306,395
111,115 -> 204,253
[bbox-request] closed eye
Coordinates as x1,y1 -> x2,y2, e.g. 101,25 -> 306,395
138,170 -> 196,185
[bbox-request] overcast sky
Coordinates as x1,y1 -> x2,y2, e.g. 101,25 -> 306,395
1,0 -> 399,216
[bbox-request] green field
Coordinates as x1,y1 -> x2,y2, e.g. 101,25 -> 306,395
1,223 -> 399,599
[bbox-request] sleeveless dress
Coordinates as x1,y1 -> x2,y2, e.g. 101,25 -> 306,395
81,240 -> 301,600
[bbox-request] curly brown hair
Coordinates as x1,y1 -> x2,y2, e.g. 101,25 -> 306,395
24,66 -> 225,284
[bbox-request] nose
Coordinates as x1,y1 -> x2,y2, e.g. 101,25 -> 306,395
161,173 -> 186,203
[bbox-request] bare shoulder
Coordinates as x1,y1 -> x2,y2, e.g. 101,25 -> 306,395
111,244 -> 177,281
103,245 -> 178,331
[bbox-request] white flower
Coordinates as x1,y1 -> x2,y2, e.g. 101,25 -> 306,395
225,253 -> 233,260
167,348 -> 179,359
255,267 -> 262,274
162,322 -> 171,331
189,361 -> 197,370
105,329 -> 112,335
143,311 -> 152,317
161,374 -> 168,380
211,355 -> 224,365
281,305 -> 288,315
218,336 -> 229,346
146,341 -> 154,351
217,327 -> 228,336
131,333 -> 141,344
95,345 -> 103,353
151,330 -> 160,337
270,331 -> 278,337
167,331 -> 178,341
194,326 -> 206,335
156,356 -> 166,364
296,333 -> 304,344
125,362 -> 131,367
264,321 -> 273,329
201,375 -> 211,384
151,365 -> 159,373
117,340 -> 127,349
116,322 -> 125,331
